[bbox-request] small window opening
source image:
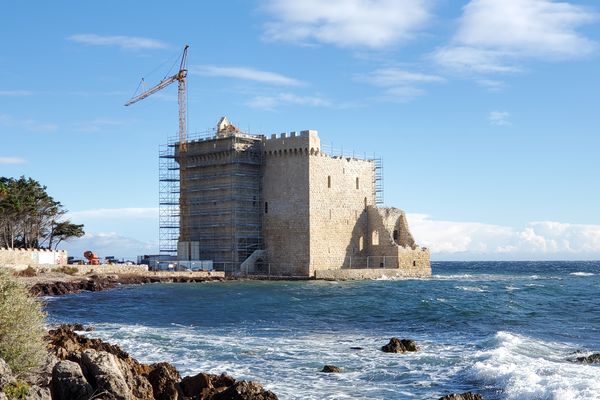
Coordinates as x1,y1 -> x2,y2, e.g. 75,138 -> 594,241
329,209 -> 332,220
413,260 -> 416,267
356,177 -> 359,189
372,231 -> 379,246
393,230 -> 399,241
358,236 -> 364,251
264,202 -> 268,214
327,175 -> 331,188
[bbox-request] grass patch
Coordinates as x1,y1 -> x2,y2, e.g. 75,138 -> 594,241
56,266 -> 79,276
2,380 -> 30,399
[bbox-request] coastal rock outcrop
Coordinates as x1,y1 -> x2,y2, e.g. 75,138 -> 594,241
381,338 -> 419,353
575,353 -> 600,364
44,324 -> 277,400
321,365 -> 341,373
439,392 -> 484,400
50,360 -> 94,400
29,274 -> 224,297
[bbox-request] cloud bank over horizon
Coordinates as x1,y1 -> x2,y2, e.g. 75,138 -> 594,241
408,214 -> 600,261
61,208 -> 600,261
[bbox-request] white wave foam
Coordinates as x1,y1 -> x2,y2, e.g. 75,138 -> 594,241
455,285 -> 487,293
570,272 -> 595,277
82,323 -> 466,399
470,331 -> 600,400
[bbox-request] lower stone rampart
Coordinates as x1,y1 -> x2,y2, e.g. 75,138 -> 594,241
314,267 -> 430,280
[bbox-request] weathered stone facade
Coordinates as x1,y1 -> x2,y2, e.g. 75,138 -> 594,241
177,118 -> 430,278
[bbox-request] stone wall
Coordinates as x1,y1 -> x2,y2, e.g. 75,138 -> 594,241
314,266 -> 430,280
308,153 -> 375,274
0,248 -> 68,267
261,132 -> 312,275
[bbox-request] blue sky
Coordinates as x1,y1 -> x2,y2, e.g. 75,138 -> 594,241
1,0 -> 599,260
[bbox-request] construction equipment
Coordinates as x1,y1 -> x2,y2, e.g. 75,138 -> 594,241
83,251 -> 100,265
125,44 -> 190,244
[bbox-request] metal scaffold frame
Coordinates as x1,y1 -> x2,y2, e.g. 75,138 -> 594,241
158,143 -> 180,256
161,129 -> 264,271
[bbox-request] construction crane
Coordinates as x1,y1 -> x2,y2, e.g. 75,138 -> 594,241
125,44 -> 190,243
125,44 -> 189,151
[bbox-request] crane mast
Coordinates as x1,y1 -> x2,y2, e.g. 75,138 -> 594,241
125,44 -> 190,245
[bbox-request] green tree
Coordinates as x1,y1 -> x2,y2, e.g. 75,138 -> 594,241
49,221 -> 85,250
0,176 -> 84,250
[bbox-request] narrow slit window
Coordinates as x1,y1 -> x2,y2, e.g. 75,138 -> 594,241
265,202 -> 268,214
356,177 -> 359,189
327,175 -> 331,188
393,230 -> 399,241
372,230 -> 379,246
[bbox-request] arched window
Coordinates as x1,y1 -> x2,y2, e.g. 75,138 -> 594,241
358,236 -> 364,251
372,230 -> 379,246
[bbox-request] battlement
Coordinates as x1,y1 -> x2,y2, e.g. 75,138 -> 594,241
263,130 -> 320,154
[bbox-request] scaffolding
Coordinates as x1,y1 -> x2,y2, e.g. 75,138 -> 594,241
161,130 -> 263,272
158,143 -> 179,256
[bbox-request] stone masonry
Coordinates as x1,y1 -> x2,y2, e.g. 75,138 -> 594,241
177,117 -> 430,278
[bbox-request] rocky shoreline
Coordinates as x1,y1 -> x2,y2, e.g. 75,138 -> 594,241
0,324 -> 277,400
27,274 -> 224,297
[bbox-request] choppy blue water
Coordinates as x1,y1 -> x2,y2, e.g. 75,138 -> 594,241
45,262 -> 600,399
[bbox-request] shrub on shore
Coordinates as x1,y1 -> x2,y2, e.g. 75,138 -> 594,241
0,269 -> 46,374
15,266 -> 37,278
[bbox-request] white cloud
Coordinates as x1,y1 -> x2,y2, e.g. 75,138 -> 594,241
68,34 -> 168,50
62,232 -> 156,260
0,90 -> 32,96
67,207 -> 158,220
358,67 -> 444,100
0,157 -> 25,164
407,213 -> 600,260
261,0 -> 431,48
434,0 -> 597,73
246,93 -> 331,110
0,113 -> 58,133
191,65 -> 302,86
488,110 -> 511,126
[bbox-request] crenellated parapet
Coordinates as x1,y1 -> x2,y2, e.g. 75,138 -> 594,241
262,130 -> 320,156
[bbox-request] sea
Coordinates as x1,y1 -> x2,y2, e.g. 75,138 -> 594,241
45,261 -> 600,400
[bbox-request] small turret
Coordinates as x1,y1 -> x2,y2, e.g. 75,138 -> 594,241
216,116 -> 240,137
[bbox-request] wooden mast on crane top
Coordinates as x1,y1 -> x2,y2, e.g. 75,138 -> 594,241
125,44 -> 190,242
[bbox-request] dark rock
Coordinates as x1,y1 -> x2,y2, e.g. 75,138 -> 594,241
212,380 -> 278,400
50,360 -> 94,400
576,353 -> 600,364
381,337 -> 419,353
147,362 -> 182,400
439,392 -> 484,400
180,372 -> 214,397
321,365 -> 341,373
